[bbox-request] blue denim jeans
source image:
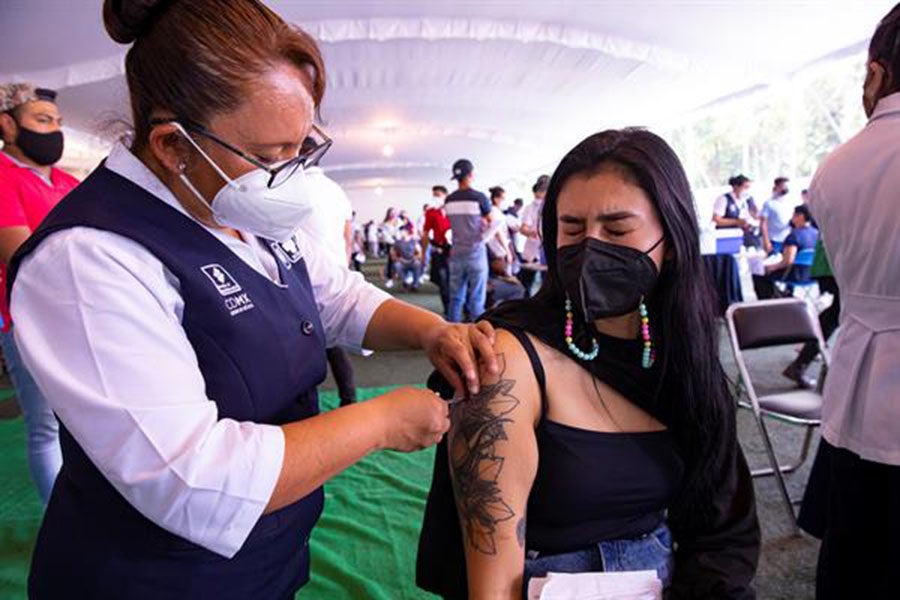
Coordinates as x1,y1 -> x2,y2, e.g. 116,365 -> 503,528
398,260 -> 423,289
447,246 -> 488,323
1,328 -> 61,504
523,522 -> 675,595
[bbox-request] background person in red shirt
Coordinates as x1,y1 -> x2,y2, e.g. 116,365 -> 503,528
423,185 -> 452,316
0,83 -> 79,504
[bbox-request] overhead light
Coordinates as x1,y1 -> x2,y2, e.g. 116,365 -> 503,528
374,186 -> 384,196
382,144 -> 394,157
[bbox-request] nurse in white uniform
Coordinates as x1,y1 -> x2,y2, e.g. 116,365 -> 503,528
9,1 -> 497,598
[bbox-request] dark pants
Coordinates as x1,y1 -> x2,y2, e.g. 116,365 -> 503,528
799,440 -> 900,600
752,268 -> 790,300
430,245 -> 451,316
326,347 -> 356,406
517,264 -> 538,298
794,276 -> 840,367
743,229 -> 760,249
384,246 -> 395,280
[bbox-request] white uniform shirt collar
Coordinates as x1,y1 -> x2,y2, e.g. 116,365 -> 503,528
869,91 -> 900,123
104,141 -> 282,283
105,141 -> 198,221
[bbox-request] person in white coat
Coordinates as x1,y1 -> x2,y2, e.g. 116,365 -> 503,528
292,156 -> 359,406
798,5 -> 900,599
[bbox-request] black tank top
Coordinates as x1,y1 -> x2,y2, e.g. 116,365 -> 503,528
509,328 -> 684,553
417,327 -> 685,597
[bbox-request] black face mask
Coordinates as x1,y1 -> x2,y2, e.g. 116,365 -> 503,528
557,236 -> 664,321
14,122 -> 64,166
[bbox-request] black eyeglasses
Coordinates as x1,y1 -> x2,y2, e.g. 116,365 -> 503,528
151,117 -> 333,188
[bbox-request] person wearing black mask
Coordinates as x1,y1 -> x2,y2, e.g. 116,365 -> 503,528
0,86 -> 66,168
0,83 -> 78,505
417,129 -> 759,599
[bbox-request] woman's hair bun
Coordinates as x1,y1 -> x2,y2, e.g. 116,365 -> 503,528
728,174 -> 750,188
103,0 -> 171,44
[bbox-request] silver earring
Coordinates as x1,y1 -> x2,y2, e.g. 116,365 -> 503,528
178,162 -> 186,173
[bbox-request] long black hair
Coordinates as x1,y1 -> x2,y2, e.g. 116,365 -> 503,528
870,3 -> 900,92
489,128 -> 734,529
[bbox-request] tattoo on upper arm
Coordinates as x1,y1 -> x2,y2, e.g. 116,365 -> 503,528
516,516 -> 526,549
449,354 -> 521,555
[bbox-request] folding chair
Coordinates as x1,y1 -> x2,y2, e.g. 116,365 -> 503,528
725,298 -> 829,534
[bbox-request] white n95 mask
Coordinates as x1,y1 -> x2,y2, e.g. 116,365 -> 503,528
173,122 -> 315,243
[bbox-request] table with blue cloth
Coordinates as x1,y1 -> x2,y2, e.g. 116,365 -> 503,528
702,253 -> 743,316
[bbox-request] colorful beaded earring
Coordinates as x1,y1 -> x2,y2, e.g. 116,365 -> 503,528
639,297 -> 656,369
564,298 -> 599,361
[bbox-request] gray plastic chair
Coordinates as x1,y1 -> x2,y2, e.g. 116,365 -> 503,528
725,298 -> 829,534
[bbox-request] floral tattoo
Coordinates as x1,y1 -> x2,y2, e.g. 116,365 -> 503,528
448,354 -> 520,555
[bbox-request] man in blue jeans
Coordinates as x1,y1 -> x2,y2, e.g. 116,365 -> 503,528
444,159 -> 492,323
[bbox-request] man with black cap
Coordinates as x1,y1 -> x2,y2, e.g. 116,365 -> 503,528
444,158 -> 492,322
0,83 -> 78,504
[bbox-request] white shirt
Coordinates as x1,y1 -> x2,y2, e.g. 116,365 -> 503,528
11,143 -> 391,557
483,205 -> 512,260
365,222 -> 378,243
505,210 -> 522,239
520,198 -> 544,262
416,214 -> 427,239
381,219 -> 399,244
508,211 -> 525,254
807,91 -> 900,466
292,166 -> 352,268
759,195 -> 796,243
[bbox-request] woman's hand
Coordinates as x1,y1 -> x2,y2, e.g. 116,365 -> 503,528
372,386 -> 451,451
269,386 -> 450,512
421,321 -> 499,395
363,300 -> 499,394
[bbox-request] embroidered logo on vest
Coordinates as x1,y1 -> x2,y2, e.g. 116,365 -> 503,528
201,264 -> 256,316
202,264 -> 241,295
271,235 -> 303,269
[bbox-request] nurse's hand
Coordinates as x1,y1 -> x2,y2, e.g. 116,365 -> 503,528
422,321 -> 499,395
374,387 -> 451,451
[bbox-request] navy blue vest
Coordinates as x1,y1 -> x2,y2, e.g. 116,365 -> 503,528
723,193 -> 741,219
10,166 -> 328,599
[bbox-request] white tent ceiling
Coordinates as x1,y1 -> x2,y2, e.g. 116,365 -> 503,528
0,0 -> 893,203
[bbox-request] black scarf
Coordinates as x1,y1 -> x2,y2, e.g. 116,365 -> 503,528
481,289 -> 669,425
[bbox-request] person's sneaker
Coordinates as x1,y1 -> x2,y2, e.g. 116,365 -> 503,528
384,279 -> 394,289
782,362 -> 816,390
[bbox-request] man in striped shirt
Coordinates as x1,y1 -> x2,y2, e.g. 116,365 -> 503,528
444,159 -> 492,322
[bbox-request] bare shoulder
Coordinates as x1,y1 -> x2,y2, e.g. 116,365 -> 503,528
515,329 -> 572,380
470,328 -> 543,426
447,328 -> 542,463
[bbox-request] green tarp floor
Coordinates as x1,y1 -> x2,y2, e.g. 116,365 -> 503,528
0,387 -> 439,599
